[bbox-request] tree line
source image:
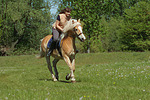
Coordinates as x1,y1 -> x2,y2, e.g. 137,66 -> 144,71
0,0 -> 150,56
0,0 -> 58,55
58,0 -> 150,53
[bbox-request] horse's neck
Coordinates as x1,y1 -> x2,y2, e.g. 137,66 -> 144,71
66,30 -> 76,39
64,31 -> 76,46
62,31 -> 76,52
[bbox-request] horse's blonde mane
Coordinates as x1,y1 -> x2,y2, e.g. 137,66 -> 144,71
63,19 -> 81,33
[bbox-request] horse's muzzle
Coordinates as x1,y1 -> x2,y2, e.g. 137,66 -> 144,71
81,38 -> 85,42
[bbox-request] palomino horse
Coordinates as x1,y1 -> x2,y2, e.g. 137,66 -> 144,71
37,19 -> 86,82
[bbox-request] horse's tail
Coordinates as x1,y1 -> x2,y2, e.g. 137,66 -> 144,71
36,39 -> 45,59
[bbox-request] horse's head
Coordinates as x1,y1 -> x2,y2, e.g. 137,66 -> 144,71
73,19 -> 86,42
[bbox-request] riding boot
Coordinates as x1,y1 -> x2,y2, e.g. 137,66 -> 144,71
47,41 -> 56,56
56,38 -> 63,57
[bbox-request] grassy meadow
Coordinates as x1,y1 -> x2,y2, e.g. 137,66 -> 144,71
0,52 -> 150,100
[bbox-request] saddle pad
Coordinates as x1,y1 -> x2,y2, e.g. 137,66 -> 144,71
47,37 -> 62,56
47,38 -> 53,48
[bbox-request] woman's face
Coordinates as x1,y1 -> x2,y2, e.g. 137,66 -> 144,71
65,11 -> 71,17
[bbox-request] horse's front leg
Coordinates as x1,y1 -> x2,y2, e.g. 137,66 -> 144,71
64,56 -> 76,82
72,58 -> 75,72
66,58 -> 75,81
46,56 -> 57,81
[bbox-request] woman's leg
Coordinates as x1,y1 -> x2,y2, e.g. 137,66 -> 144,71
47,28 -> 60,56
52,28 -> 60,42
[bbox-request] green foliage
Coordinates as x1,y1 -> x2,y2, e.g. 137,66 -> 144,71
99,16 -> 124,52
122,1 -> 150,51
8,47 -> 39,56
0,0 -> 53,55
57,0 -> 101,52
1,0 -> 150,55
58,0 -> 150,52
0,17 -> 2,42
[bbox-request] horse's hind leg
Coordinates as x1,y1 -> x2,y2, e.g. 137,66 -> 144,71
46,56 -> 57,81
53,59 -> 60,80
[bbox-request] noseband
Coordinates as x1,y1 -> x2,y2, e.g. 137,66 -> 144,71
77,33 -> 82,37
73,25 -> 83,37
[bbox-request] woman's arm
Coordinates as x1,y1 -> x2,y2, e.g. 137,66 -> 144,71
55,15 -> 63,32
56,20 -> 63,32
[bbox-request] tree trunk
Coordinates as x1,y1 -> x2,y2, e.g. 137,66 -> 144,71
87,46 -> 90,53
87,35 -> 90,53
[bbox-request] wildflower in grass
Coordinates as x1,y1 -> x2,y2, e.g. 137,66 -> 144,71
141,71 -> 144,73
79,96 -> 83,100
45,98 -> 48,100
47,92 -> 50,95
113,82 -> 116,85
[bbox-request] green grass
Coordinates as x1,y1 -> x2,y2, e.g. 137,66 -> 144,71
0,52 -> 150,100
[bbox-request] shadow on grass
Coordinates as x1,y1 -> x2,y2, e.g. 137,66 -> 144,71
39,79 -> 53,81
39,79 -> 81,83
39,79 -> 71,83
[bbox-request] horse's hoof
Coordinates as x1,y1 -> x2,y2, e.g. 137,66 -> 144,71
53,79 -> 58,82
71,80 -> 76,83
66,74 -> 71,80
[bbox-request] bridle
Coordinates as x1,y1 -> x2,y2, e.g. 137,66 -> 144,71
73,25 -> 83,37
77,33 -> 82,37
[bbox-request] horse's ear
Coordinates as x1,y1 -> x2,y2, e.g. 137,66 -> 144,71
77,19 -> 80,23
72,20 -> 74,24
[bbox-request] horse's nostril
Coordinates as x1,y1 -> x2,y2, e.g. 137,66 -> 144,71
81,38 -> 84,41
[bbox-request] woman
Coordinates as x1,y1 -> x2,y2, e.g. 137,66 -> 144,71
47,7 -> 72,56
